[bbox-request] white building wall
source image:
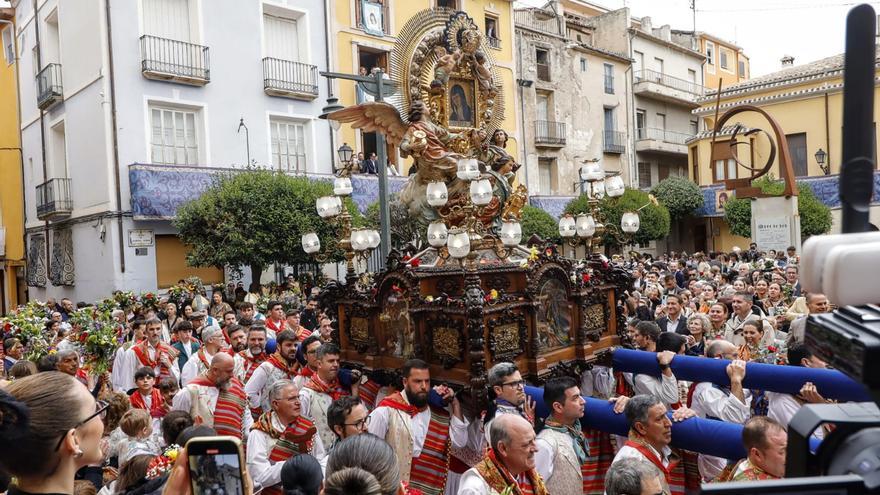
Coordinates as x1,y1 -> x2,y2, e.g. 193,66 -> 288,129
18,0 -> 332,301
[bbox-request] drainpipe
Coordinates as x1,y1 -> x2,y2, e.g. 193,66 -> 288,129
515,29 -> 531,191
32,0 -> 50,279
627,30 -> 636,187
824,91 -> 831,173
104,0 -> 125,273
323,0 -> 336,171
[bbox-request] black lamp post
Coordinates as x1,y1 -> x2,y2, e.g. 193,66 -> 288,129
337,143 -> 354,172
815,148 -> 829,175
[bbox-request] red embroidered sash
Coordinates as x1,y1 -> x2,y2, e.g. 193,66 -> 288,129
132,342 -> 176,381
582,428 -> 615,494
190,377 -> 248,440
238,350 -> 267,382
266,318 -> 287,334
409,408 -> 452,495
358,379 -> 382,410
266,353 -> 296,378
130,389 -> 166,419
378,392 -> 421,416
624,440 -> 684,495
196,349 -> 211,369
305,374 -> 350,401
473,449 -> 548,495
298,366 -> 315,380
251,413 -> 317,495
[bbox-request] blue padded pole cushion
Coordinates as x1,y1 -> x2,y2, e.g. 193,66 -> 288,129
612,348 -> 870,402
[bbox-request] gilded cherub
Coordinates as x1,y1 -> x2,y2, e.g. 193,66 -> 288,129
433,45 -> 462,85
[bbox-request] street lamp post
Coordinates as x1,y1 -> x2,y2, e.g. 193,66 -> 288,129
815,148 -> 829,175
319,69 -> 396,264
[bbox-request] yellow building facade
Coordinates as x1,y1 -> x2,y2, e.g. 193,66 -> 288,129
330,0 -> 517,173
0,8 -> 25,312
687,52 -> 880,252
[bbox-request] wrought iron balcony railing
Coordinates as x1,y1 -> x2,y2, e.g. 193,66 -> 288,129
603,130 -> 625,154
36,177 -> 72,220
263,58 -> 319,99
36,63 -> 63,110
634,69 -> 704,95
535,120 -> 566,146
140,35 -> 210,85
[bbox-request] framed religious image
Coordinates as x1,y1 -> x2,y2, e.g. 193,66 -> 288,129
361,1 -> 384,37
535,276 -> 572,350
448,78 -> 476,128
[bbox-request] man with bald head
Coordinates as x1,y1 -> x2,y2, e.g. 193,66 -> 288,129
458,414 -> 549,495
173,352 -> 253,440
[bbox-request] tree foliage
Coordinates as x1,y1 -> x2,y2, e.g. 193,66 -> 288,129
651,176 -> 704,220
564,188 -> 670,247
173,169 -> 363,285
366,197 -> 424,251
723,176 -> 832,238
520,205 -> 562,244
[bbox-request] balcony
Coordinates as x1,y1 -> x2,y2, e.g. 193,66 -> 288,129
635,127 -> 691,156
36,63 -> 63,110
140,35 -> 210,86
263,58 -> 319,100
633,69 -> 703,108
603,130 -> 625,154
534,120 -> 566,146
36,178 -> 72,221
514,8 -> 563,36
488,36 -> 501,49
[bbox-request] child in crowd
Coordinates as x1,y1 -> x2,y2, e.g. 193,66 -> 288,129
129,367 -> 166,432
117,409 -> 161,464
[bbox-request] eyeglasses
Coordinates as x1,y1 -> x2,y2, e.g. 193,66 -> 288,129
501,380 -> 525,389
344,415 -> 371,430
54,400 -> 109,451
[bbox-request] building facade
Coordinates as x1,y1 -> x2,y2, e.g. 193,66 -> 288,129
329,0 -> 518,174
671,31 -> 749,91
0,7 -> 25,313
687,52 -> 880,252
514,3 -> 632,200
13,0 -> 331,301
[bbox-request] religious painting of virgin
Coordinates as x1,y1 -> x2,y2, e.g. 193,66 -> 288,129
535,277 -> 571,350
448,78 -> 475,128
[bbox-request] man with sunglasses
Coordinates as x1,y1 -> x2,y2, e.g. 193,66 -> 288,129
247,379 -> 325,494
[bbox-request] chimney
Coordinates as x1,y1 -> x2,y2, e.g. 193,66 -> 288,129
641,16 -> 652,34
781,55 -> 795,67
659,24 -> 671,41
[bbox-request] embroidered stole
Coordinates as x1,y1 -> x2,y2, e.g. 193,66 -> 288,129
130,388 -> 166,419
238,350 -> 267,382
624,440 -> 685,495
251,412 -> 317,495
266,318 -> 286,334
190,376 -> 248,439
358,379 -> 382,410
582,428 -> 615,495
305,374 -> 350,401
473,449 -> 549,495
132,342 -> 176,381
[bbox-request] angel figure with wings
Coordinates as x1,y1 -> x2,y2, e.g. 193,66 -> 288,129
327,100 -> 470,223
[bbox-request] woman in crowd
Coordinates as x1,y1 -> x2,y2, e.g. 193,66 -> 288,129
324,434 -> 402,495
698,283 -> 718,314
0,372 -> 106,495
686,313 -> 711,356
163,303 -> 183,336
209,289 -> 233,322
280,454 -> 323,495
763,282 -> 790,332
738,319 -> 771,363
708,302 -> 729,341
753,278 -> 770,302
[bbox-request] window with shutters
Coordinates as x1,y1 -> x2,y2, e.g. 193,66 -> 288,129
142,0 -> 196,42
270,118 -> 307,173
712,140 -> 737,183
786,133 -> 808,177
150,106 -> 200,166
2,25 -> 13,65
263,12 -> 299,62
538,158 -> 556,195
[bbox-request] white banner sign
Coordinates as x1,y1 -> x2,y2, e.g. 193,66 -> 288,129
754,217 -> 792,252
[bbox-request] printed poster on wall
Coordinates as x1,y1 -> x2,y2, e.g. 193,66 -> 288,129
754,217 -> 792,252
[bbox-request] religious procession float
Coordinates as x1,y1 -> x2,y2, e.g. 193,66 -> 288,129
304,9 -> 633,409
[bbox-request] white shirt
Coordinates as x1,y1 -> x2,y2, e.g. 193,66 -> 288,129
116,343 -> 181,392
457,468 -> 496,495
633,373 -> 680,406
243,360 -> 277,411
690,382 -> 751,480
613,442 -> 672,469
367,397 -> 469,458
180,349 -> 214,385
665,315 -> 683,333
767,391 -> 825,440
246,412 -> 326,492
171,382 -> 254,435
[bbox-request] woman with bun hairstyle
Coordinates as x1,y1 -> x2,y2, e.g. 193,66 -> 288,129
280,454 -> 323,495
323,433 -> 407,495
0,372 -> 107,495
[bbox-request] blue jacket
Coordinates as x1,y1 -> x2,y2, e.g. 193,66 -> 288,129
172,340 -> 200,370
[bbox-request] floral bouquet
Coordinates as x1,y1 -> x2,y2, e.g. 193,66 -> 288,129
96,297 -> 119,314
167,284 -> 191,305
184,276 -> 205,295
80,313 -> 121,375
139,291 -> 160,311
112,290 -> 138,311
3,301 -> 51,360
146,444 -> 180,479
255,293 -> 271,314
68,307 -> 98,331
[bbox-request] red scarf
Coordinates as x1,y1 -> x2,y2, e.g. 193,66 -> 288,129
130,388 -> 166,419
473,449 -> 549,495
132,341 -> 176,380
238,350 -> 267,382
196,348 -> 212,369
252,413 -> 317,495
624,440 -> 682,495
266,318 -> 287,334
305,374 -> 349,401
378,391 -> 424,417
189,376 -> 248,439
298,366 -> 315,379
266,353 -> 296,378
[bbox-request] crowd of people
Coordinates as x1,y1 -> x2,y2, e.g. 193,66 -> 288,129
0,242 -> 838,495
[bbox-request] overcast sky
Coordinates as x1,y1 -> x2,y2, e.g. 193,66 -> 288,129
517,0 -> 879,77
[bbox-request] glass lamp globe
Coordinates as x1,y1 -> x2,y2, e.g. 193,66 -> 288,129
350,229 -> 368,251
333,177 -> 353,196
426,181 -> 449,207
427,221 -> 448,248
331,196 -> 344,216
576,214 -> 596,238
470,178 -> 493,206
447,227 -> 471,258
367,230 -> 381,249
621,211 -> 640,234
456,158 -> 481,181
558,215 -> 577,238
301,233 -> 321,254
500,221 -> 522,247
580,162 -> 604,181
606,175 -> 625,198
591,180 -> 606,199
316,196 -> 335,218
